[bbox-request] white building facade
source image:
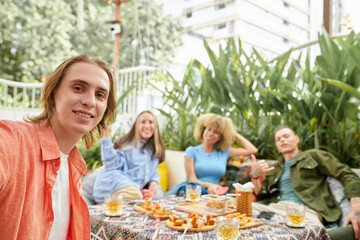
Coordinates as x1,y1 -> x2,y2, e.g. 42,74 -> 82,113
162,0 -> 326,62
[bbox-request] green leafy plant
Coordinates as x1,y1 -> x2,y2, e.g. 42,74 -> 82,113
78,140 -> 102,170
157,28 -> 360,167
152,62 -> 201,150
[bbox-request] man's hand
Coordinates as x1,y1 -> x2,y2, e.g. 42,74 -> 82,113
344,197 -> 360,239
250,155 -> 275,178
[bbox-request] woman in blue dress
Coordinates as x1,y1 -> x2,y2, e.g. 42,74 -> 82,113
93,111 -> 165,202
165,113 -> 258,196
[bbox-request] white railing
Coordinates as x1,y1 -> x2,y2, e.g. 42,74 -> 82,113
0,66 -> 160,122
0,78 -> 43,109
116,66 -> 157,115
0,78 -> 43,121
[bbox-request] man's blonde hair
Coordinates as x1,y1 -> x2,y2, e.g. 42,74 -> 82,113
193,113 -> 237,152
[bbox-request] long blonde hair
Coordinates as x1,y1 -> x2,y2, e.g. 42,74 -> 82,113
26,55 -> 116,149
194,113 -> 237,152
113,111 -> 165,163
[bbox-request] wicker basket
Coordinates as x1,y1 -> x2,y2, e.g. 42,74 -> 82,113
235,190 -> 252,216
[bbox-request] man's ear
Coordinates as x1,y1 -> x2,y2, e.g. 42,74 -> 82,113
295,135 -> 300,144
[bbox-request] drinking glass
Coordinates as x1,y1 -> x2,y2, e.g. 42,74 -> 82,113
104,194 -> 123,217
216,217 -> 240,240
285,203 -> 305,227
185,185 -> 201,202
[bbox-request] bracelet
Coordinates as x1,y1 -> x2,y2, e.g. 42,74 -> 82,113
249,172 -> 260,180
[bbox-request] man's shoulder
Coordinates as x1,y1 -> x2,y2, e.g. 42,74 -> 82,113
0,120 -> 36,135
301,149 -> 326,153
297,149 -> 339,166
298,149 -> 330,157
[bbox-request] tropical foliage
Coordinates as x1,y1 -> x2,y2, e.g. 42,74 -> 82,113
157,28 -> 360,167
0,0 -> 183,82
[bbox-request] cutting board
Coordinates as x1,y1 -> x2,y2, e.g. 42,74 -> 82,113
175,202 -> 236,217
165,219 -> 217,232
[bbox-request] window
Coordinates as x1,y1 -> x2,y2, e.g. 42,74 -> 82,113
186,12 -> 192,18
217,3 -> 225,9
217,23 -> 226,29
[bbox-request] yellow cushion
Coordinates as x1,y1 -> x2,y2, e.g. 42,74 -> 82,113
157,162 -> 168,192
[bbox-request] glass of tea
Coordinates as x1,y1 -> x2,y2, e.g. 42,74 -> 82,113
285,203 -> 305,227
104,193 -> 123,217
185,185 -> 201,202
216,216 -> 240,240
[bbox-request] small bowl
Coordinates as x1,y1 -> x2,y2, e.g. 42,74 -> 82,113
201,194 -> 227,214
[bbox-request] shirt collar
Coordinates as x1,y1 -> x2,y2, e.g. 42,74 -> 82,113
37,121 -> 87,175
37,121 -> 61,161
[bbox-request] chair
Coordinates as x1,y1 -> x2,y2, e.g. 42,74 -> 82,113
327,224 -> 355,240
81,167 -> 103,205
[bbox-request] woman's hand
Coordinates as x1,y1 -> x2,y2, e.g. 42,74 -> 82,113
148,181 -> 159,195
206,183 -> 221,194
229,133 -> 258,157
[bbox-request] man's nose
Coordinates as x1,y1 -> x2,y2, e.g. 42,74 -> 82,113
81,92 -> 95,108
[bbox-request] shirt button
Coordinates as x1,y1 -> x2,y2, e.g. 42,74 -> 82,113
275,178 -> 278,182
47,184 -> 52,189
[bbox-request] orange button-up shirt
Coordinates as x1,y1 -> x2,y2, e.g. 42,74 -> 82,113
0,120 -> 90,239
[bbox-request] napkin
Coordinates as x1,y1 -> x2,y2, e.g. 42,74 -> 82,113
232,182 -> 255,192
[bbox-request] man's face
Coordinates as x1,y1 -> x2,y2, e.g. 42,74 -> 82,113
275,128 -> 299,154
51,62 -> 110,138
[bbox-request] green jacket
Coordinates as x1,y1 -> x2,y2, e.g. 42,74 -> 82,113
256,150 -> 360,222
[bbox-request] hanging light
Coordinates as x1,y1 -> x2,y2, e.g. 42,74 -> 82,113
77,0 -> 84,30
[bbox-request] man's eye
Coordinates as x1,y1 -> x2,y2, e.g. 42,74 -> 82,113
73,86 -> 83,91
96,93 -> 105,99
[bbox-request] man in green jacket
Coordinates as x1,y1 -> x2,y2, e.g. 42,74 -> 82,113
250,127 -> 360,239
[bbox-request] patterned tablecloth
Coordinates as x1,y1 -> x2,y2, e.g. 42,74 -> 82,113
90,196 -> 330,240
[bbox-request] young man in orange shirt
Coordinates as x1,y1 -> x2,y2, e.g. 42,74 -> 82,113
0,55 -> 116,239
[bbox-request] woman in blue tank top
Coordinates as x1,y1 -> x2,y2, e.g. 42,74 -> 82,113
166,113 -> 258,196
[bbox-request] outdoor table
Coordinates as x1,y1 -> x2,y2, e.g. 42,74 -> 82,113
89,196 -> 330,240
